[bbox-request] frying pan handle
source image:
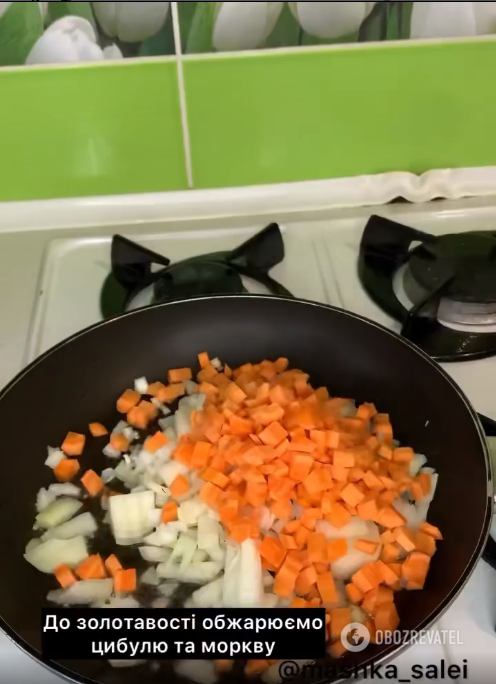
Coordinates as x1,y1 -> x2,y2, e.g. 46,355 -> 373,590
478,414 -> 496,571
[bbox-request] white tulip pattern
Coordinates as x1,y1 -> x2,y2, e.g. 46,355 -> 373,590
1,1 -> 496,67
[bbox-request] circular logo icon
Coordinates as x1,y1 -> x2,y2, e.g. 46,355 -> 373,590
341,623 -> 371,653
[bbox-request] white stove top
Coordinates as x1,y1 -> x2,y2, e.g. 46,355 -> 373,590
1,192 -> 495,682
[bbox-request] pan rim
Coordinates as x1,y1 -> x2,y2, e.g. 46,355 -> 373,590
0,293 -> 492,684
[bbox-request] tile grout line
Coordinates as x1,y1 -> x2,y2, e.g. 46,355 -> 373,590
171,1 -> 194,190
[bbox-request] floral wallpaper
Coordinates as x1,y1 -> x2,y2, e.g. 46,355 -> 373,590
1,2 -> 496,67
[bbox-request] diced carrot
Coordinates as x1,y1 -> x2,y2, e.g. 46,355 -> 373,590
89,423 -> 108,437
274,557 -> 300,598
402,552 -> 431,590
76,554 -> 106,580
105,555 -> 123,578
110,433 -> 130,453
352,562 -> 382,594
374,602 -> 400,633
81,469 -> 104,497
294,525 -> 311,549
191,441 -> 212,469
289,453 -> 314,482
307,533 -> 327,563
354,539 -> 379,555
381,543 -> 402,564
161,502 -> 178,524
381,530 -> 396,544
199,482 -> 224,510
117,389 -> 140,414
378,445 -> 393,461
61,432 -> 85,457
387,563 -> 403,578
259,421 -> 288,447
325,503 -> 351,529
127,405 -> 149,429
363,470 -> 384,490
219,499 -> 239,525
376,506 -> 406,529
334,450 -> 356,469
295,565 -> 318,595
341,483 -> 365,508
114,568 -> 137,593
144,431 -> 169,454
327,539 -> 348,563
414,531 -> 437,558
326,430 -> 341,449
362,586 -> 394,617
202,468 -> 230,490
174,440 -> 195,466
198,352 -> 210,369
345,583 -> 364,605
357,493 -> 379,522
215,660 -> 234,673
279,534 -> 298,550
229,415 -> 254,437
168,367 -> 192,383
393,447 -> 414,463
317,571 -> 339,605
419,522 -> 443,540
418,472 -> 432,496
374,560 -> 401,588
270,499 -> 292,520
260,536 -> 287,569
54,458 -> 80,482
55,564 -> 76,588
330,607 -> 352,640
170,475 -> 190,499
395,527 -> 417,553
291,598 -> 309,609
245,660 -> 270,676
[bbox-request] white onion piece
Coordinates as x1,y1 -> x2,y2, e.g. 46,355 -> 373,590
158,415 -> 175,432
197,515 -> 224,562
103,444 -> 121,459
263,571 -> 275,589
134,377 -> 148,394
109,660 -> 147,669
45,447 -> 65,470
168,533 -> 198,571
148,508 -> 163,529
410,454 -> 428,477
238,539 -> 263,607
179,498 -> 208,527
42,512 -> 97,541
331,522 -> 381,582
115,461 -> 140,487
25,536 -> 88,573
100,468 -> 116,485
144,524 -> 179,548
36,488 -> 56,513
141,567 -> 160,587
157,561 -> 222,585
48,483 -> 81,498
48,579 -> 113,606
36,498 -> 83,529
261,593 -> 279,608
223,545 -> 242,607
159,460 -> 189,487
317,517 -> 370,541
175,660 -> 217,684
25,538 -> 41,555
393,498 -> 422,530
112,421 -> 128,435
193,550 -> 208,563
184,380 -> 200,395
259,506 -> 276,534
340,402 -> 357,418
109,490 -> 155,546
139,546 -> 172,563
122,426 -> 136,442
175,409 -> 192,439
158,582 -> 179,598
351,606 -> 368,624
191,578 -> 223,608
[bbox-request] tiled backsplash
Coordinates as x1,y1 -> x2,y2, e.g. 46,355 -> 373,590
1,3 -> 496,201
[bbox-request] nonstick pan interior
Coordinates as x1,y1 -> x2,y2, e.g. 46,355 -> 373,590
0,295 -> 491,684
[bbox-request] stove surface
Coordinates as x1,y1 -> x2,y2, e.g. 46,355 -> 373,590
3,197 -> 496,682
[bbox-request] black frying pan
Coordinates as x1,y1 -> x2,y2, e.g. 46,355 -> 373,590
0,295 -> 492,684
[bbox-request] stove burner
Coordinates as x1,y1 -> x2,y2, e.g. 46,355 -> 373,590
100,223 -> 293,319
359,215 -> 496,361
409,233 -> 496,304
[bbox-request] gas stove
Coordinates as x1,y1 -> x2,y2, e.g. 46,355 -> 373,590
5,197 -> 496,683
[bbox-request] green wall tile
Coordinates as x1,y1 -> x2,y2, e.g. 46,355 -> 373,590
184,39 -> 496,189
0,60 -> 188,202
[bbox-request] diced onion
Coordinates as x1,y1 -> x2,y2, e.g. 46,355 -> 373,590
36,498 -> 83,529
45,447 -> 65,470
410,454 -> 427,477
42,512 -> 97,541
48,579 -> 113,606
134,377 -> 149,394
36,488 -> 56,513
191,578 -> 223,608
139,546 -> 172,563
48,483 -> 81,498
25,536 -> 88,573
141,567 -> 160,587
317,517 -> 370,541
109,490 -> 155,546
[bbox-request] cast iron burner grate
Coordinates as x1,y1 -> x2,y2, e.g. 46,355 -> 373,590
100,223 -> 293,319
359,215 -> 496,362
